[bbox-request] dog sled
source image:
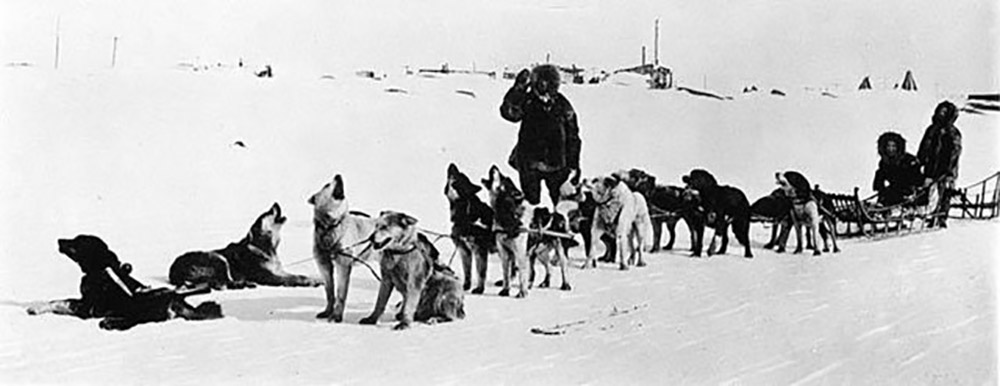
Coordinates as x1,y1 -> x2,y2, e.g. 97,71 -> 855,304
824,171 -> 1000,238
950,171 -> 1000,220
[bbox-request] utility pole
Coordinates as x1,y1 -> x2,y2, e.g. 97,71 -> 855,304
654,18 -> 659,66
111,37 -> 118,68
54,16 -> 61,69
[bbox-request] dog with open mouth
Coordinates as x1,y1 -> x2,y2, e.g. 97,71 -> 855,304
359,211 -> 465,330
481,165 -> 532,298
444,163 -> 495,294
169,203 -> 320,290
308,174 -> 377,322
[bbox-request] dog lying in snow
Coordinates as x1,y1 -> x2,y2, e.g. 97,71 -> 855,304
682,169 -> 753,258
359,211 -> 465,330
774,171 -> 839,255
309,174 -> 377,322
582,173 -> 654,270
169,203 -> 321,290
28,235 -> 222,330
444,163 -> 495,294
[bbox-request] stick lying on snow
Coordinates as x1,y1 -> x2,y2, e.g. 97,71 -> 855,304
530,303 -> 649,336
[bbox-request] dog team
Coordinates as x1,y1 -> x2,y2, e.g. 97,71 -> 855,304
27,162 -> 834,331
27,63 -> 844,331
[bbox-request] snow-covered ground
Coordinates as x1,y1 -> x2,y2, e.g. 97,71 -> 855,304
0,66 -> 997,385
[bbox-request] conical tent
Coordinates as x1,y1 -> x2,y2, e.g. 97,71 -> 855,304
901,70 -> 918,91
858,76 -> 872,90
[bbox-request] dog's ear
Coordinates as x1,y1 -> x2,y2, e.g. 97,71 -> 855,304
448,163 -> 459,176
307,194 -> 316,205
332,175 -> 345,200
400,213 -> 419,227
602,176 -> 619,188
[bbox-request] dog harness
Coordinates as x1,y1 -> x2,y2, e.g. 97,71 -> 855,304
104,267 -> 134,297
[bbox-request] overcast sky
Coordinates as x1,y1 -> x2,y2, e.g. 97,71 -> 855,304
1,0 -> 997,92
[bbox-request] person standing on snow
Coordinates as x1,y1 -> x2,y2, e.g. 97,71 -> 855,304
499,64 -> 582,207
872,131 -> 923,207
916,100 -> 962,227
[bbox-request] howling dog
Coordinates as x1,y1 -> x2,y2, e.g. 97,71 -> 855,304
169,203 -> 321,289
309,174 -> 376,322
482,165 -> 532,298
444,163 -> 495,294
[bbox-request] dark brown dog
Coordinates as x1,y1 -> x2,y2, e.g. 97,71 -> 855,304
359,211 -> 465,330
482,165 -> 532,298
169,203 -> 320,289
683,169 -> 753,258
751,188 -> 793,250
444,163 -> 495,294
28,235 -> 222,330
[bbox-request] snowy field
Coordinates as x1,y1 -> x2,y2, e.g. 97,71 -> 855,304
2,0 -> 999,384
0,68 -> 997,385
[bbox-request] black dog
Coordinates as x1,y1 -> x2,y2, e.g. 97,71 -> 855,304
617,169 -> 701,253
526,207 -> 572,290
683,169 -> 753,258
751,188 -> 793,249
27,235 -> 222,330
169,203 -> 321,289
444,163 -> 495,294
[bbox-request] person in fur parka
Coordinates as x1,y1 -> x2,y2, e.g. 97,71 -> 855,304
499,64 -> 582,206
916,101 -> 962,226
872,131 -> 923,206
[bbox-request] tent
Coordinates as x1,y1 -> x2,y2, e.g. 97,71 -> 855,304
901,70 -> 918,91
858,76 -> 872,90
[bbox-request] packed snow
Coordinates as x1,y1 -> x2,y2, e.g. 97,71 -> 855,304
1,66 -> 997,385
1,0 -> 999,385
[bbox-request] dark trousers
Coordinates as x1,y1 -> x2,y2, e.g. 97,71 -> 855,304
518,168 -> 570,206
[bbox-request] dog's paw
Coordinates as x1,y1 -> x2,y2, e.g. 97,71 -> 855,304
793,248 -> 803,254
25,307 -> 39,315
316,309 -> 334,319
392,322 -> 411,331
538,278 -> 550,288
359,316 -> 379,325
463,282 -> 471,291
514,291 -> 528,299
812,250 -> 822,257
498,288 -> 510,297
560,282 -> 572,291
775,247 -> 785,254
494,279 -> 505,287
471,286 -> 485,295
619,263 -> 629,271
636,260 -> 647,267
